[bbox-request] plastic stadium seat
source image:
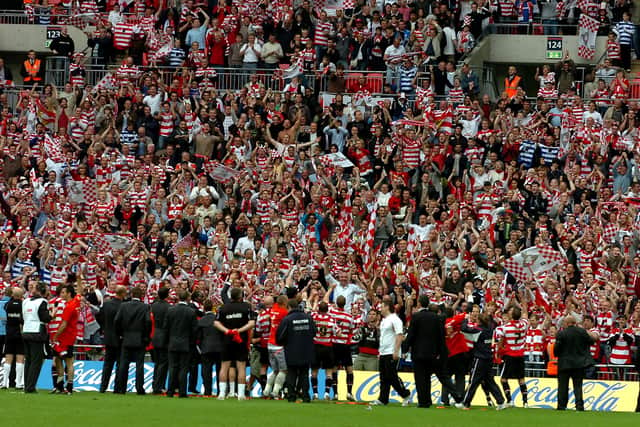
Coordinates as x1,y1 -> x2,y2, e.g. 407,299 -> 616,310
367,73 -> 383,93
345,72 -> 362,92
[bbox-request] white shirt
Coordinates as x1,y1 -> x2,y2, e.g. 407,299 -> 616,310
240,41 -> 263,63
189,185 -> 220,202
235,236 -> 255,256
379,313 -> 403,356
143,93 -> 163,115
333,283 -> 365,310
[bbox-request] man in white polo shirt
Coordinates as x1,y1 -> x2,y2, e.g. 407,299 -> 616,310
371,300 -> 410,406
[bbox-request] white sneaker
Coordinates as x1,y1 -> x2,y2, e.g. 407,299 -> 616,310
323,392 -> 331,400
347,392 -> 355,401
454,403 -> 466,409
313,393 -> 319,400
370,399 -> 384,406
228,392 -> 237,398
523,403 -> 529,408
238,394 -> 246,401
508,401 -> 515,408
402,396 -> 411,407
217,393 -> 226,401
496,403 -> 508,411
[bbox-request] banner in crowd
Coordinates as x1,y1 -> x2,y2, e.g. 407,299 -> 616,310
316,0 -> 355,16
503,245 -> 564,283
205,161 -> 241,184
22,361 -> 637,411
317,152 -> 355,168
577,14 -> 599,59
337,371 -> 637,412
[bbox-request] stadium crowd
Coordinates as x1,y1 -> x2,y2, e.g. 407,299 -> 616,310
0,0 -> 640,409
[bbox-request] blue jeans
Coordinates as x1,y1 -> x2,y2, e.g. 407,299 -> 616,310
542,19 -> 558,35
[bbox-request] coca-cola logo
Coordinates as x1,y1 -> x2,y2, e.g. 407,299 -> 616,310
354,374 -> 627,411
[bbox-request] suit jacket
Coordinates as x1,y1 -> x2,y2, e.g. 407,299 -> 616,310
114,299 -> 151,349
276,309 -> 316,367
402,309 -> 448,360
98,298 -> 123,347
555,325 -> 595,371
151,299 -> 171,349
165,302 -> 198,353
197,312 -> 223,354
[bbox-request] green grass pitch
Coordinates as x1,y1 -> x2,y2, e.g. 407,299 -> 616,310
1,390 -> 638,427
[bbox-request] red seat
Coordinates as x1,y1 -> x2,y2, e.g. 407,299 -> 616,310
345,72 -> 362,92
367,72 -> 383,93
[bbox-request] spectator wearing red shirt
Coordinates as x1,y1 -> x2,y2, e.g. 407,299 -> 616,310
52,284 -> 81,394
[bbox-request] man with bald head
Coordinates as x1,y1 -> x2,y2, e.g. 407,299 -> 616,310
98,285 -> 127,393
554,315 -> 597,411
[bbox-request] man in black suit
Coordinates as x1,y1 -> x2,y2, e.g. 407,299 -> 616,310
276,298 -> 316,403
402,296 -> 462,408
198,300 -> 223,396
114,287 -> 151,395
98,285 -> 126,393
165,290 -> 198,398
151,287 -> 171,395
555,315 -> 597,411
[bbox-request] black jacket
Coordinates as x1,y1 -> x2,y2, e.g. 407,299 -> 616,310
165,302 -> 198,353
197,312 -> 223,354
463,323 -> 493,360
555,325 -> 596,371
151,299 -> 171,349
276,308 -> 316,367
114,299 -> 151,349
4,297 -> 22,339
50,35 -> 75,57
98,298 -> 122,347
402,309 -> 447,360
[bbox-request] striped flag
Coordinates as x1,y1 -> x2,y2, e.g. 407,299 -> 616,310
171,234 -> 194,257
503,245 -> 564,283
578,14 -> 599,59
362,207 -> 377,269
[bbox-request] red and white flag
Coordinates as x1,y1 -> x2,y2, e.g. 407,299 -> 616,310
503,245 -> 564,283
93,73 -> 117,92
578,14 -> 599,59
362,207 -> 377,269
44,134 -> 64,162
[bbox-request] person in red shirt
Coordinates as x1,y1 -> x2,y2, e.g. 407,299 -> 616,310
52,283 -> 81,394
263,295 -> 289,398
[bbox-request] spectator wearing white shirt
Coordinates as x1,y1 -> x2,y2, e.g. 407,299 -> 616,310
142,85 -> 163,116
328,272 -> 366,310
240,34 -> 263,71
235,225 -> 257,257
189,175 -> 220,202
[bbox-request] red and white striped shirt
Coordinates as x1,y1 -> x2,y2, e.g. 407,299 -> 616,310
113,23 -> 136,50
314,21 -> 332,46
159,112 -> 174,137
312,311 -> 335,346
525,327 -> 544,358
329,306 -> 354,345
496,318 -> 529,357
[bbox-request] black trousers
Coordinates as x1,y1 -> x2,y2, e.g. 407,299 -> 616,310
117,346 -> 146,394
557,368 -> 585,410
413,357 -> 460,407
463,357 -> 504,406
378,355 -> 409,404
23,340 -> 46,393
286,365 -> 310,401
100,345 -> 122,393
621,43 -> 632,70
168,351 -> 190,397
151,348 -> 169,394
441,353 -> 468,404
188,350 -> 200,392
201,352 -> 221,396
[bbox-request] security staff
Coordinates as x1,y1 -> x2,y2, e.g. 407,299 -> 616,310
3,287 -> 24,389
20,50 -> 44,85
98,285 -> 126,393
165,290 -> 198,398
197,300 -> 223,396
114,287 -> 151,395
151,287 -> 171,395
276,298 -> 316,403
21,282 -> 52,393
555,315 -> 597,411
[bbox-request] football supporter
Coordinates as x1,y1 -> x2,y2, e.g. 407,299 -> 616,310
51,283 -> 80,394
495,306 -> 529,408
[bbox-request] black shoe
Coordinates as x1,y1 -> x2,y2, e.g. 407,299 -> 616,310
188,390 -> 200,395
50,388 -> 59,394
166,394 -> 174,398
178,394 -> 188,398
137,391 -> 146,396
